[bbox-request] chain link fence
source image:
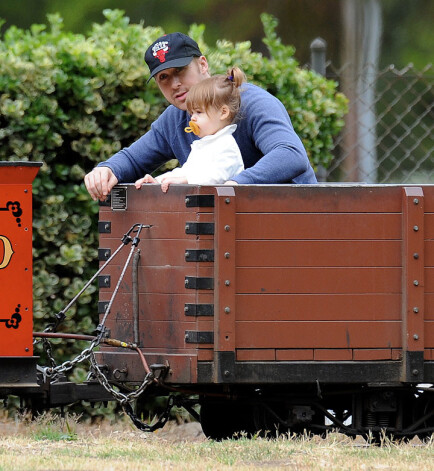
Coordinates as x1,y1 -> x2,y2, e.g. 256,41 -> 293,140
310,39 -> 433,184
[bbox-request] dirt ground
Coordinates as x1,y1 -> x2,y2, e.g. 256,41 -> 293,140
148,420 -> 206,441
0,411 -> 206,442
0,408 -> 428,445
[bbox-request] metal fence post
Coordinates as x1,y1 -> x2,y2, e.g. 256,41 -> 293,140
310,37 -> 327,77
310,38 -> 327,182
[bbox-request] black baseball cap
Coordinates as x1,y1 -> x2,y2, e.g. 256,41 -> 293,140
145,32 -> 203,83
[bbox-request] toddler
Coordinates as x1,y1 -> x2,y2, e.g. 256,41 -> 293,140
135,67 -> 245,193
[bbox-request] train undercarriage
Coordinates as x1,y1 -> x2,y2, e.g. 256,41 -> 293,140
198,383 -> 434,441
1,358 -> 433,442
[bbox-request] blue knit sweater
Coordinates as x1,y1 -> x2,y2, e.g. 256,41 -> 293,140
98,83 -> 317,184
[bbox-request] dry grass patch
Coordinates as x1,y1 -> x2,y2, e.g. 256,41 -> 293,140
0,412 -> 433,471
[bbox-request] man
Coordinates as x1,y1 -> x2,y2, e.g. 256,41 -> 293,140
84,32 -> 317,201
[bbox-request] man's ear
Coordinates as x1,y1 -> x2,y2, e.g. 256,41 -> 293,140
197,56 -> 209,76
220,105 -> 230,121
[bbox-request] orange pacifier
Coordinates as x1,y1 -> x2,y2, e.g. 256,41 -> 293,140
184,121 -> 200,136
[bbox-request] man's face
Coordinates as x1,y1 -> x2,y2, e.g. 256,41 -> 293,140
154,57 -> 209,111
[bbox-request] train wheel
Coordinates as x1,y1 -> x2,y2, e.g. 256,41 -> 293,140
251,403 -> 288,437
200,399 -> 255,440
415,394 -> 434,442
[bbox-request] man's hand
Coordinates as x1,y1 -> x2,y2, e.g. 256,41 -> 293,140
224,180 -> 239,185
84,167 -> 118,201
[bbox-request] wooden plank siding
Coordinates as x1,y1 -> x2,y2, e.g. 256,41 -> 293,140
98,184 -> 434,382
231,185 -> 434,362
98,185 -> 216,375
232,186 -> 400,360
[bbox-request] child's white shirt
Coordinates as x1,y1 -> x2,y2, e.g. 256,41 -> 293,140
155,124 -> 244,185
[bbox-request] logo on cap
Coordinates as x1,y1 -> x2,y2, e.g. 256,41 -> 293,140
152,40 -> 170,63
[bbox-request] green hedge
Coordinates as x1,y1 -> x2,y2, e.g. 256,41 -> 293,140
0,10 -> 347,368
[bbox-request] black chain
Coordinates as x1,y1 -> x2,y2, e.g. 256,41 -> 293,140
88,351 -> 177,432
42,338 -> 57,369
33,222 -> 175,431
122,395 -> 176,433
36,224 -> 150,381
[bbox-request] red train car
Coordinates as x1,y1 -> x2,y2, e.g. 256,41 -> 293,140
0,162 -> 41,394
95,183 -> 434,439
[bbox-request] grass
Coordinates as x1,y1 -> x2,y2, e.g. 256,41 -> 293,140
25,411 -> 80,441
0,412 -> 433,471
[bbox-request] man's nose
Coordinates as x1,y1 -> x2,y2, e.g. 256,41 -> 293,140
171,75 -> 181,88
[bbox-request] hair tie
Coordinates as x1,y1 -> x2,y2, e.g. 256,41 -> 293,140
227,75 -> 234,82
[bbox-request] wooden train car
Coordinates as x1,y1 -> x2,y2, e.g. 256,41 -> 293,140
1,163 -> 433,439
95,183 -> 434,439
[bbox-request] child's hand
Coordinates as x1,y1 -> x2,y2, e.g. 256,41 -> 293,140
135,174 -> 158,189
159,176 -> 188,193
